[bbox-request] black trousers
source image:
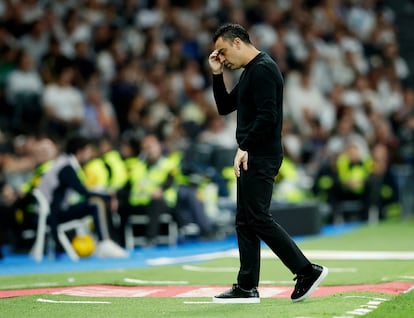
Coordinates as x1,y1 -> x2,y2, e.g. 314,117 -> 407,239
49,199 -> 112,247
236,155 -> 310,289
118,198 -> 170,245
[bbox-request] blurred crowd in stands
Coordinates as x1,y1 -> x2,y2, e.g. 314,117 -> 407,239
1,0 -> 414,258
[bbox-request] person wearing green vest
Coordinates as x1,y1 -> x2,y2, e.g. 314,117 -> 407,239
82,143 -> 109,191
98,135 -> 128,192
117,132 -> 173,247
82,136 -> 128,243
273,155 -> 310,203
333,142 -> 373,221
83,135 -> 128,192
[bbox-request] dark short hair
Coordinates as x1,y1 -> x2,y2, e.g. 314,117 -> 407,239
213,23 -> 251,44
64,134 -> 91,154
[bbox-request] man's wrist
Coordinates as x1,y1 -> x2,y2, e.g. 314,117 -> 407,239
212,72 -> 223,75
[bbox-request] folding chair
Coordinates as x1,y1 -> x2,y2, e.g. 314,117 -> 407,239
29,189 -> 50,262
29,189 -> 92,262
124,213 -> 178,250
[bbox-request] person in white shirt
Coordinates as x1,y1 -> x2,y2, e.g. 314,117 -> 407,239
42,60 -> 84,139
5,50 -> 43,131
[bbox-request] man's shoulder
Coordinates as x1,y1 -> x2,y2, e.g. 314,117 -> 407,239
251,54 -> 283,81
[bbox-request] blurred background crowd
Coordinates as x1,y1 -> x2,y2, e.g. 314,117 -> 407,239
1,0 -> 414,257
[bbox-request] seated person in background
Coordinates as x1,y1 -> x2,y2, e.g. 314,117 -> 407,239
139,134 -> 214,239
117,132 -> 176,247
0,176 -> 19,259
36,134 -> 128,258
118,133 -> 214,247
313,141 -> 373,223
332,142 -> 373,222
83,135 -> 127,192
82,135 -> 128,243
10,138 -> 58,251
366,143 -> 400,220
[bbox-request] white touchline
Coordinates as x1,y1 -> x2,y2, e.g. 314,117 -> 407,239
399,276 -> 414,280
183,301 -> 216,304
327,267 -> 358,273
260,280 -> 294,285
182,265 -> 239,272
37,298 -> 111,304
147,250 -> 239,265
124,278 -> 189,285
403,286 -> 414,294
148,250 -> 414,266
2,282 -> 59,289
342,296 -> 389,317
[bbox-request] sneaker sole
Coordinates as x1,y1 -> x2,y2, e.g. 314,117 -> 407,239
212,297 -> 261,304
291,266 -> 329,303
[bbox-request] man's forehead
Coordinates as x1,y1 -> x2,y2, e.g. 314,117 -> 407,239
215,37 -> 230,52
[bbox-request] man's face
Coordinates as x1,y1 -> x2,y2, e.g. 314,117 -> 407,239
215,37 -> 243,70
77,145 -> 94,165
141,135 -> 162,162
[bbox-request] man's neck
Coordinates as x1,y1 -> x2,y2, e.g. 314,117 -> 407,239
243,45 -> 261,67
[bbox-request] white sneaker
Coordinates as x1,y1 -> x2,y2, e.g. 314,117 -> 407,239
96,239 -> 129,259
180,223 -> 200,236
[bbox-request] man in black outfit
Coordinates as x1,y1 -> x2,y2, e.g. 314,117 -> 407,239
208,23 -> 328,304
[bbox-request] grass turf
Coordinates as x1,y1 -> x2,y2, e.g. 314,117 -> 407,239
0,219 -> 413,317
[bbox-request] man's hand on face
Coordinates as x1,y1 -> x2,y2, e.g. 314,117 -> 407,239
208,50 -> 224,75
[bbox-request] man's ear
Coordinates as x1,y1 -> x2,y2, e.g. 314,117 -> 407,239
234,37 -> 242,49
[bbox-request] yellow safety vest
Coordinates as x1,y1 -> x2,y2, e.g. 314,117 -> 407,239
83,157 -> 109,190
129,156 -> 178,207
336,154 -> 373,194
21,160 -> 54,194
102,150 -> 128,190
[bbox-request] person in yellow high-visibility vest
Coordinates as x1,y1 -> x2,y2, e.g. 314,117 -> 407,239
333,142 -> 373,221
117,133 -> 174,247
82,146 -> 109,191
119,134 -> 213,245
83,136 -> 128,192
98,135 -> 128,192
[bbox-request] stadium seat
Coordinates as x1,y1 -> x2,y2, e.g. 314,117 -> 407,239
333,200 -> 365,224
29,189 -> 92,262
124,213 -> 178,250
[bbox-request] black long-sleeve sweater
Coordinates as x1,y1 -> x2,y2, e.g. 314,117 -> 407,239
212,52 -> 284,157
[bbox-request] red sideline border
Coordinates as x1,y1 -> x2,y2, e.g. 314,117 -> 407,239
1,281 -> 413,299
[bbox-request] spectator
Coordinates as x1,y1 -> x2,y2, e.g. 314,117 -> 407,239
325,106 -> 370,161
285,68 -> 334,137
72,40 -> 98,89
117,132 -> 172,247
5,50 -> 43,133
42,61 -> 85,140
366,143 -> 400,220
39,37 -> 68,84
197,113 -> 237,149
0,174 -> 18,258
81,85 -> 119,141
0,0 -> 411,231
109,61 -> 140,133
332,141 -> 373,222
393,87 -> 414,164
20,18 -> 50,66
